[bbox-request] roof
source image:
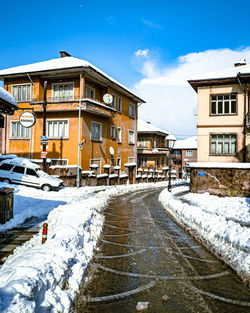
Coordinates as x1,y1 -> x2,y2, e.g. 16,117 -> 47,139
0,56 -> 145,103
189,63 -> 250,82
188,63 -> 250,91
174,136 -> 197,150
0,87 -> 18,114
138,120 -> 170,136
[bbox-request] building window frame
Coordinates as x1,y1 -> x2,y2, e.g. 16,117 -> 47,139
91,121 -> 102,141
47,119 -> 69,139
11,83 -> 31,102
84,85 -> 95,99
128,130 -> 135,144
137,138 -> 148,148
118,97 -> 122,113
10,120 -> 31,139
186,150 -> 193,157
117,127 -> 122,143
210,93 -> 237,115
110,125 -> 116,139
52,82 -> 74,102
210,133 -> 237,155
128,157 -> 135,163
129,103 -> 136,118
50,159 -> 68,166
117,157 -> 121,167
111,93 -> 116,109
90,158 -> 101,175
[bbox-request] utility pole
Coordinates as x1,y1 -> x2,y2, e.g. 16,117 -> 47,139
43,81 -> 47,172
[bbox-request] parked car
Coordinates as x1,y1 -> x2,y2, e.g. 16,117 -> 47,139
0,158 -> 63,191
0,154 -> 17,162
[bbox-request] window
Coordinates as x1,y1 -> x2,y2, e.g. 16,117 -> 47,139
117,157 -> 121,166
26,168 -> 38,177
162,156 -> 165,166
111,126 -> 116,139
111,94 -> 116,109
84,85 -> 95,99
50,159 -> 68,166
11,121 -> 30,139
138,138 -> 148,147
129,103 -> 135,118
12,84 -> 31,102
118,97 -> 122,113
47,120 -> 68,139
128,157 -> 135,163
117,127 -> 122,143
13,166 -> 25,174
186,150 -> 193,157
53,83 -> 74,101
0,163 -> 14,171
156,138 -> 160,148
91,122 -> 102,141
90,159 -> 101,174
110,158 -> 115,167
211,94 -> 237,115
174,150 -> 180,156
128,130 -> 135,144
138,157 -> 147,166
210,134 -> 237,155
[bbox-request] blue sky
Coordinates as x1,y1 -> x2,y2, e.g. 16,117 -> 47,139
1,0 -> 250,136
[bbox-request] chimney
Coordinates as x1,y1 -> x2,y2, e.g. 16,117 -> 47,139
60,51 -> 71,58
234,58 -> 246,67
146,121 -> 151,124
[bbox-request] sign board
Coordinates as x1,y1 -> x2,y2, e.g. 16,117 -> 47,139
41,141 -> 48,145
41,151 -> 48,158
103,93 -> 113,105
19,111 -> 36,128
80,138 -> 86,151
41,135 -> 47,140
198,170 -> 205,176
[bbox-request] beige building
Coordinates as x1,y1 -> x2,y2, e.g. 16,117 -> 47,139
189,60 -> 250,163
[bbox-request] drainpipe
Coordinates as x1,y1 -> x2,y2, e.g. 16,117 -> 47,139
236,74 -> 247,162
77,68 -> 84,188
27,74 -> 34,159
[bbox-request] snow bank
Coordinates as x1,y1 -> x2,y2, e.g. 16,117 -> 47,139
159,187 -> 250,284
0,181 -> 168,312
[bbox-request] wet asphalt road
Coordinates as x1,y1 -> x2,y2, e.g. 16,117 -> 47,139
73,188 -> 250,313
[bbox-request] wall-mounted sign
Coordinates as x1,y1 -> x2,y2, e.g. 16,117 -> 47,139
103,93 -> 113,105
19,111 -> 36,128
41,151 -> 48,158
198,170 -> 205,176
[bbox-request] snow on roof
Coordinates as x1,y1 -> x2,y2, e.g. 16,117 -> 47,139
189,63 -> 250,81
138,120 -> 170,135
174,136 -> 197,150
0,86 -> 17,107
124,162 -> 136,167
0,56 -> 144,103
189,162 -> 250,169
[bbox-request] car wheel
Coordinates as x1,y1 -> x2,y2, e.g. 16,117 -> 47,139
41,184 -> 52,192
3,178 -> 11,184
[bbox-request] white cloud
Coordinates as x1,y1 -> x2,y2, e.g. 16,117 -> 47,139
133,47 -> 250,137
141,18 -> 162,29
135,49 -> 149,57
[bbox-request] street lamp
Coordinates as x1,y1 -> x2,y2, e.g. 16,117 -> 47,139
166,134 -> 176,191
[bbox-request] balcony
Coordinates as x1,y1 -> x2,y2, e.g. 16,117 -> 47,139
30,96 -> 115,118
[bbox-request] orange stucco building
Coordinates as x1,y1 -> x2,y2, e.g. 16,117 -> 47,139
0,52 -> 145,174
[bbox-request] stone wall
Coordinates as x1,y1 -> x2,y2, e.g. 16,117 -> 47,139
190,166 -> 250,197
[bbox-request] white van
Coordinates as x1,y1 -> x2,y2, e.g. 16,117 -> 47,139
0,158 -> 63,191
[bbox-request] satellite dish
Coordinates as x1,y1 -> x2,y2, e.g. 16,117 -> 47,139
103,93 -> 113,104
109,146 -> 114,155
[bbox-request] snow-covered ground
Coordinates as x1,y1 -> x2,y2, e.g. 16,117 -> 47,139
159,187 -> 250,284
0,181 -> 168,313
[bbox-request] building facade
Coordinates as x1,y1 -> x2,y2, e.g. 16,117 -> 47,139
137,120 -> 170,170
172,136 -> 197,178
189,60 -> 250,163
0,52 -> 145,175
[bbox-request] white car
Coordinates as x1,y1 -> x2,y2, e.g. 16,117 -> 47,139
0,158 -> 63,191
